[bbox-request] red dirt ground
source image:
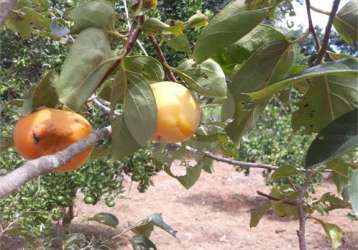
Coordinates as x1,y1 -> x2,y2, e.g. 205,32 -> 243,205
71,162 -> 358,250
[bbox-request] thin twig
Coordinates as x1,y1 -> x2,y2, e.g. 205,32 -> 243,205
93,97 -> 111,113
182,145 -> 278,171
314,0 -> 341,65
149,35 -> 178,82
256,191 -> 297,206
122,0 -> 148,55
310,5 -> 331,16
305,0 -> 320,51
99,16 -> 145,84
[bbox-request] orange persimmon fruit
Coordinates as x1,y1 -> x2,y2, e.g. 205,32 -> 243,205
13,108 -> 93,172
151,81 -> 201,143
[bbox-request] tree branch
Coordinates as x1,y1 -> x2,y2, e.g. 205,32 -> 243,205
0,0 -> 17,24
148,35 -> 178,82
122,0 -> 148,56
305,0 -> 320,51
314,0 -> 341,65
181,145 -> 278,171
99,15 -> 145,85
296,170 -> 314,250
310,5 -> 331,16
0,126 -> 112,198
92,97 -> 111,113
297,187 -> 307,250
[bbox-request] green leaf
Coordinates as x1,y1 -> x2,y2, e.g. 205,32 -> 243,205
165,159 -> 204,189
317,192 -> 351,212
27,71 -> 59,111
292,73 -> 358,133
270,188 -> 298,218
130,234 -> 157,250
97,78 -> 113,102
110,66 -> 127,109
90,144 -> 111,159
305,109 -> 358,167
225,40 -> 294,143
186,11 -> 208,29
123,73 -> 157,146
347,168 -> 358,216
5,6 -> 50,39
193,0 -> 270,62
142,17 -> 170,34
200,157 -> 214,174
214,24 -> 287,73
328,51 -> 355,61
54,28 -> 115,110
177,163 -> 202,189
327,160 -> 351,194
0,137 -> 13,152
111,116 -> 141,160
70,0 -> 116,33
88,212 -> 119,228
175,58 -> 227,97
124,56 -> 165,82
250,201 -> 271,228
132,213 -> 177,238
165,21 -> 185,36
97,64 -> 127,105
247,58 -> 358,102
142,18 -> 184,36
314,218 -> 344,250
165,34 -> 191,54
271,165 -> 299,180
334,0 -> 358,46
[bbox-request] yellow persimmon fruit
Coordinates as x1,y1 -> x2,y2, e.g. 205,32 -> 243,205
13,108 -> 93,172
151,81 -> 201,143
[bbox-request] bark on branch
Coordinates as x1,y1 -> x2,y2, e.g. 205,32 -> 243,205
149,35 -> 178,82
0,0 -> 17,24
181,144 -> 278,171
0,126 -> 111,198
305,0 -> 320,51
314,0 -> 341,65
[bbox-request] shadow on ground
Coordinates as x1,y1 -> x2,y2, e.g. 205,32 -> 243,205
178,192 -> 267,215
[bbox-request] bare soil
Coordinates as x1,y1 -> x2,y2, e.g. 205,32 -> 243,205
72,162 -> 358,250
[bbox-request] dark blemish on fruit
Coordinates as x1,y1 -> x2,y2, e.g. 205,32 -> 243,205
32,132 -> 40,144
74,118 -> 80,123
